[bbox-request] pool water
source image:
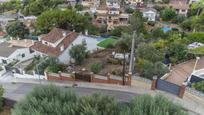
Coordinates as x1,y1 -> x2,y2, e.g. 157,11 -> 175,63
162,27 -> 172,33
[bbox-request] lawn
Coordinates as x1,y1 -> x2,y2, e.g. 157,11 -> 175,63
189,46 -> 204,55
97,38 -> 117,48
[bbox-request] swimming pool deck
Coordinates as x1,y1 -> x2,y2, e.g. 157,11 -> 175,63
166,57 -> 204,86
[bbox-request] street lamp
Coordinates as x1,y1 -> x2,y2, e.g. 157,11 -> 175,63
193,57 -> 200,72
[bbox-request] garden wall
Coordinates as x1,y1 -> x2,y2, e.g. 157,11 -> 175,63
45,72 -> 131,86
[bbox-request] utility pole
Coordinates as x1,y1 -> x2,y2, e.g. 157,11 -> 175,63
123,50 -> 126,85
129,31 -> 136,74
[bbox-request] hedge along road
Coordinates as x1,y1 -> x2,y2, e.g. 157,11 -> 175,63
2,82 -> 138,102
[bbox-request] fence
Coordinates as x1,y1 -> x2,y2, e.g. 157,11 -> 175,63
45,71 -> 131,86
151,77 -> 186,98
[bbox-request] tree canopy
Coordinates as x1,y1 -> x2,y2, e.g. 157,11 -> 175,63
161,8 -> 177,21
36,9 -> 88,34
6,21 -> 29,39
22,0 -> 65,16
69,41 -> 88,65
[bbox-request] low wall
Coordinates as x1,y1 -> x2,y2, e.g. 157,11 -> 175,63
46,72 -> 74,81
14,73 -> 46,80
46,72 -> 131,86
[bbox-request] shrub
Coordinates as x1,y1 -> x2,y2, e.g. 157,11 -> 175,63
192,81 -> 204,93
46,64 -> 66,73
12,85 -> 187,115
91,62 -> 102,74
187,32 -> 204,43
140,60 -> 169,79
121,95 -> 186,115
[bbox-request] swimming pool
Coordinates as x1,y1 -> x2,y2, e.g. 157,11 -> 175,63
162,27 -> 172,33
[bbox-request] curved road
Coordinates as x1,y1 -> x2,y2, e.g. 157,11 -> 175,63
2,82 -> 138,102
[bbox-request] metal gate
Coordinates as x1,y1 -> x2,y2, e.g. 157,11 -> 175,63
156,79 -> 180,95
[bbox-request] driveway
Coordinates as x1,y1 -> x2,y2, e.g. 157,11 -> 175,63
166,57 -> 204,85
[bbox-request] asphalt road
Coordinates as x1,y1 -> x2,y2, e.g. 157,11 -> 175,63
1,82 -> 138,102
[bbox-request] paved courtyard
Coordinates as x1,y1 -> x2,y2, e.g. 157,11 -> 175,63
166,57 -> 204,85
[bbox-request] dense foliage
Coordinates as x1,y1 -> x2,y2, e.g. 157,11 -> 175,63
192,81 -> 204,93
22,0 -> 65,16
36,9 -> 89,34
161,8 -> 177,21
91,62 -> 103,74
6,21 -> 29,39
69,41 -> 88,65
12,85 -> 187,115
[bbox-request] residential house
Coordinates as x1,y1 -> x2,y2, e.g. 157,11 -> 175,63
95,0 -> 129,31
125,0 -> 144,9
31,28 -> 99,64
142,8 -> 157,21
169,0 -> 189,16
0,39 -> 36,65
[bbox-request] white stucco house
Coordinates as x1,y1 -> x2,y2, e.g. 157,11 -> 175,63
31,28 -> 99,64
142,8 -> 157,21
0,39 -> 37,65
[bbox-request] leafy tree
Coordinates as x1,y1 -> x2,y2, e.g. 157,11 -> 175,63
91,62 -> 102,74
161,8 -> 177,21
167,42 -> 188,63
151,28 -> 166,39
181,19 -> 193,31
22,0 -> 65,16
36,9 -> 87,33
172,15 -> 186,24
75,4 -> 83,11
139,60 -> 169,79
6,21 -> 29,39
109,26 -> 131,37
137,43 -> 162,63
125,7 -> 134,14
129,10 -> 145,34
69,41 -> 88,65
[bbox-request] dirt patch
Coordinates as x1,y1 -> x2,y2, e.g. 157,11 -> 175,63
75,49 -> 124,76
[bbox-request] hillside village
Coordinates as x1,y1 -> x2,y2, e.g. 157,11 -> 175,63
0,0 -> 204,115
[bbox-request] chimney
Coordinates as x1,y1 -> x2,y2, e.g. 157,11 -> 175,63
62,31 -> 67,37
38,36 -> 42,41
60,45 -> 64,51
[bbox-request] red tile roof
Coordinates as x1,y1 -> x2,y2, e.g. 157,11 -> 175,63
31,31 -> 78,56
41,27 -> 70,43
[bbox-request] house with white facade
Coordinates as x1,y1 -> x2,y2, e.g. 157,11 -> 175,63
142,8 -> 157,21
0,39 -> 36,65
31,28 -> 99,64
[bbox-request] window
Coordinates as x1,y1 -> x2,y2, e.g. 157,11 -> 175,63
182,10 -> 186,12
